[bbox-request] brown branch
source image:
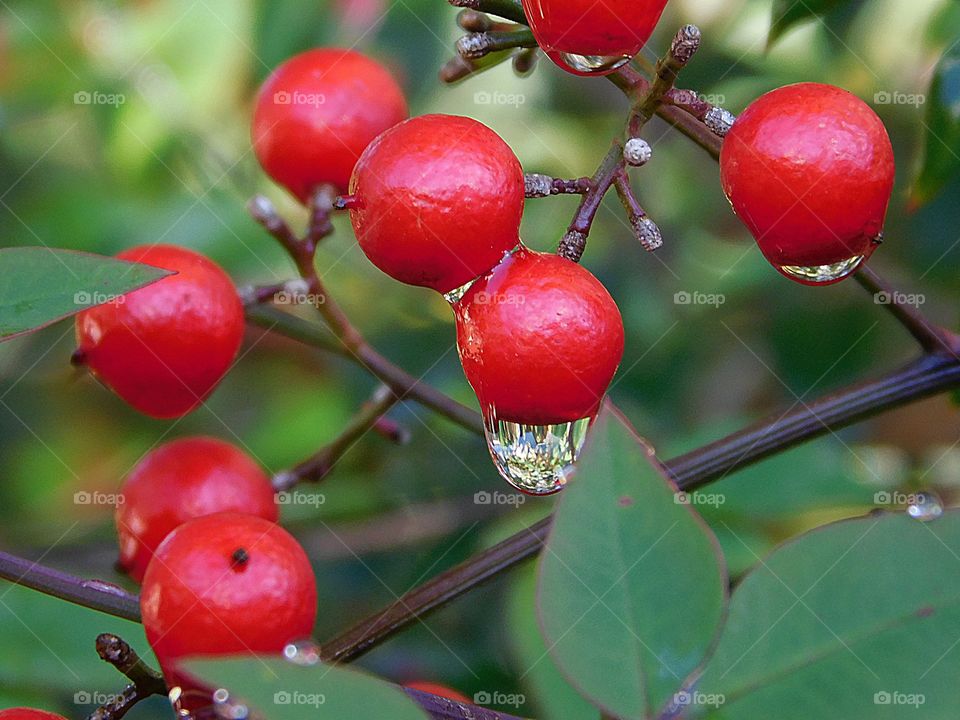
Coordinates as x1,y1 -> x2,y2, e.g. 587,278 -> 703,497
85,634 -> 166,720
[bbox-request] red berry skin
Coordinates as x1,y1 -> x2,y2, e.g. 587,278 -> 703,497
116,437 -> 278,583
720,83 -> 895,284
252,48 -> 408,202
74,245 -> 245,419
141,513 -> 317,690
521,0 -> 668,74
349,114 -> 525,294
0,710 -> 67,720
404,682 -> 471,704
455,248 -> 624,425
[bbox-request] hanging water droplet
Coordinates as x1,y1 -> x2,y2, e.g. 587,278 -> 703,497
907,491 -> 944,522
483,411 -> 593,495
776,254 -> 864,284
443,277 -> 478,305
548,50 -> 632,75
283,639 -> 322,666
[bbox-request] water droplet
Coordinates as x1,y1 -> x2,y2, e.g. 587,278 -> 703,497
548,50 -> 632,75
443,277 -> 478,305
283,639 -> 322,666
776,254 -> 864,284
907,491 -> 944,522
483,412 -> 593,495
212,689 -> 249,720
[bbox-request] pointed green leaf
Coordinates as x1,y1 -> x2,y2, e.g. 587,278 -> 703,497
911,45 -> 960,209
767,0 -> 851,47
184,657 -> 429,720
0,247 -> 172,341
691,511 -> 960,718
537,404 -> 728,719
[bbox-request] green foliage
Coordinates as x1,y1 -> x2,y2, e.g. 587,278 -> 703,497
0,248 -> 170,340
537,406 -> 727,719
911,43 -> 960,208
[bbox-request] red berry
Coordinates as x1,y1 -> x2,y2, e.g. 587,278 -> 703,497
116,437 -> 278,583
720,83 -> 895,285
141,513 -> 317,691
0,710 -> 66,720
521,0 -> 669,75
349,114 -> 525,294
252,48 -> 408,202
74,245 -> 245,419
404,682 -> 471,704
455,248 -> 624,425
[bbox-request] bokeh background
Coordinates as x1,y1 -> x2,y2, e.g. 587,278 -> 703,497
0,0 -> 958,717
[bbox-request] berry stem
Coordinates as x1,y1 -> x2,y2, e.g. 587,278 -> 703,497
456,28 -> 537,60
524,173 -> 592,198
559,140 -> 625,262
448,0 -> 527,25
854,264 -> 959,355
614,171 -> 662,252
272,384 -> 404,491
86,634 -> 166,720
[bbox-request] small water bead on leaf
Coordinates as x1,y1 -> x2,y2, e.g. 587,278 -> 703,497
907,491 -> 944,522
212,689 -> 249,720
485,413 -> 594,495
283,639 -> 322,666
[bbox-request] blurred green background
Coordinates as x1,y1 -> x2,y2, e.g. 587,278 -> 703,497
0,0 -> 958,717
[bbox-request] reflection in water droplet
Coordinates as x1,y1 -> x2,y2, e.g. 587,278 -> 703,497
907,491 -> 944,522
483,413 -> 593,495
283,639 -> 322,666
551,51 -> 632,75
777,254 -> 864,284
443,277 -> 477,305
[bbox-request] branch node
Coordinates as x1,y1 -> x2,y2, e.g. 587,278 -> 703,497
558,230 -> 588,262
457,9 -> 492,31
524,173 -> 555,198
513,47 -> 538,75
704,106 -> 736,137
623,137 -> 653,166
633,215 -> 663,252
457,32 -> 493,58
670,24 -> 702,66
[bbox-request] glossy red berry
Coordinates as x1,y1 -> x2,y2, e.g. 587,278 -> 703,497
405,682 -> 471,704
141,513 -> 317,691
116,437 -> 278,583
455,248 -> 624,425
521,0 -> 669,75
0,710 -> 67,720
74,245 -> 245,419
349,114 -> 525,295
252,48 -> 408,202
720,82 -> 895,285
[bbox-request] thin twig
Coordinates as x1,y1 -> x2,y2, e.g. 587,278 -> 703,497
86,634 -> 166,720
448,0 -> 526,24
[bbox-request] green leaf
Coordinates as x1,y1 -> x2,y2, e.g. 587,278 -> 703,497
0,247 -> 171,341
507,567 -> 602,720
767,0 -> 851,47
184,657 -> 429,720
910,44 -> 960,209
537,404 -> 728,719
691,511 -> 960,718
